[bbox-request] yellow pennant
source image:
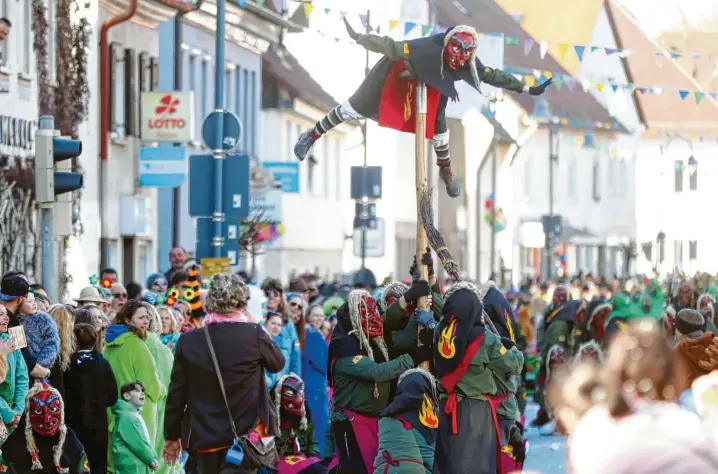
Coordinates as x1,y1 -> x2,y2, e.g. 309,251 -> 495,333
303,4 -> 314,17
557,43 -> 570,61
596,83 -> 605,93
524,76 -> 536,87
389,19 -> 401,31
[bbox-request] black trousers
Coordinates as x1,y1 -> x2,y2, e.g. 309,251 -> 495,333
195,449 -> 257,474
331,420 -> 368,474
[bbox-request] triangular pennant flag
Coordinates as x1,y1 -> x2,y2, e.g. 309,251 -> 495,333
359,14 -> 368,27
404,22 -> 416,35
389,19 -> 401,31
624,84 -> 635,92
524,76 -> 536,87
611,84 -> 619,92
679,90 -> 690,100
256,0 -> 265,7
636,87 -> 647,95
303,3 -> 314,17
335,37 -> 341,43
695,91 -> 706,104
339,11 -> 347,19
533,69 -> 543,79
564,75 -> 577,91
710,92 -> 718,99
557,43 -> 570,61
596,83 -> 605,93
324,8 -> 330,14
574,45 -> 585,62
671,52 -> 681,59
605,47 -> 620,55
539,41 -> 549,59
590,46 -> 600,53
505,36 -> 519,46
236,0 -> 246,7
552,74 -> 564,91
422,24 -> 433,36
524,39 -> 535,56
579,78 -> 591,93
543,71 -> 553,79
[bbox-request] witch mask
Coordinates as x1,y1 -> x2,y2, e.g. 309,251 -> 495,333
280,376 -> 305,417
30,390 -> 62,437
443,31 -> 476,70
553,287 -> 568,307
360,296 -> 384,338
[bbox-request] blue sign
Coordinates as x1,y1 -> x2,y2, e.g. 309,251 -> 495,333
195,217 -> 241,265
188,154 -> 250,218
201,110 -> 242,151
262,161 -> 300,193
138,147 -> 186,187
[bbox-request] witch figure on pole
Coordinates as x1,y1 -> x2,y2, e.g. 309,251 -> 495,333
293,18 -> 552,198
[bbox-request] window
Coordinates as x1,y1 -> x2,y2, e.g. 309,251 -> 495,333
235,67 -> 242,132
124,48 -> 136,137
674,160 -> 683,192
592,159 -> 601,202
689,241 -> 697,260
243,69 -> 249,149
109,43 -> 125,138
567,157 -> 576,200
18,0 -> 30,73
673,241 -> 683,268
250,71 -> 257,155
200,58 -> 208,120
224,65 -> 233,110
689,160 -> 698,191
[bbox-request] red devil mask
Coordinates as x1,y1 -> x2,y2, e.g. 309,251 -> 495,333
280,376 -> 304,417
699,295 -> 714,318
553,287 -> 568,307
30,390 -> 62,437
386,295 -> 414,318
443,31 -> 476,71
360,296 -> 384,338
592,306 -> 612,342
548,346 -> 567,374
678,284 -> 694,308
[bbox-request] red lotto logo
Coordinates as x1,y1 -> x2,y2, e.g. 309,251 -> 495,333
155,94 -> 180,115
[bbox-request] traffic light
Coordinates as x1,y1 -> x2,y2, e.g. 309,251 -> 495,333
35,129 -> 84,203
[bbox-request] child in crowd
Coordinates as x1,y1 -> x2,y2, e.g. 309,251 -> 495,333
111,382 -> 159,474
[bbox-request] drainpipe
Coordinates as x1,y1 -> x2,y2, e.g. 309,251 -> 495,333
172,0 -> 203,246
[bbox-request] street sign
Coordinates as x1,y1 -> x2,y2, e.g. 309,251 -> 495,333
138,147 -> 186,187
353,201 -> 377,230
249,188 -> 283,222
353,218 -> 385,258
141,92 -> 195,142
189,154 -> 250,218
200,257 -> 231,278
195,217 -> 241,265
262,161 -> 299,193
350,166 -> 382,199
201,110 -> 242,151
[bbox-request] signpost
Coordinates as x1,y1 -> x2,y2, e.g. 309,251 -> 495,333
195,217 -> 240,265
353,218 -> 385,258
201,110 -> 242,151
262,161 -> 299,193
138,147 -> 186,187
189,154 -> 249,218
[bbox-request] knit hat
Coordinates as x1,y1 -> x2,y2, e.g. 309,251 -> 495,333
145,272 -> 165,290
184,265 -> 204,318
24,382 -> 68,473
675,309 -> 705,338
205,274 -> 248,315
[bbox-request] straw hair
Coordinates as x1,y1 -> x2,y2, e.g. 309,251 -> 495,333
273,373 -> 307,431
440,25 -> 482,90
25,382 -> 68,473
397,367 -> 439,402
444,281 -> 483,301
347,290 -> 389,363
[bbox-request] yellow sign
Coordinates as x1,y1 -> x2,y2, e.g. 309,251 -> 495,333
200,257 -> 231,278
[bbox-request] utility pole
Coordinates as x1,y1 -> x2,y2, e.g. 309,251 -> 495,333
544,126 -> 558,280
360,9 -> 371,269
212,0 -> 226,258
489,136 -> 497,279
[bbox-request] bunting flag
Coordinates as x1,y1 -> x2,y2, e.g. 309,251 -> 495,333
404,22 -> 416,35
574,45 -> 585,61
389,19 -> 401,32
303,3 -> 314,18
236,0 -> 246,7
557,43 -> 569,62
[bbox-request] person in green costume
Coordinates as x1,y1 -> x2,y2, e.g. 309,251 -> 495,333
433,282 -> 524,474
328,290 -> 431,474
696,293 -> 718,334
604,293 -> 633,342
372,368 -> 438,473
111,381 -> 159,474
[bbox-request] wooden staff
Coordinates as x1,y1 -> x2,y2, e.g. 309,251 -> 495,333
415,81 -> 430,371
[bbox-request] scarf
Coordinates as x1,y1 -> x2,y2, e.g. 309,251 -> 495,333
380,369 -> 438,445
203,310 -> 254,326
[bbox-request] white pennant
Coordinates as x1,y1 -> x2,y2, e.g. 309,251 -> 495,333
539,41 -> 549,59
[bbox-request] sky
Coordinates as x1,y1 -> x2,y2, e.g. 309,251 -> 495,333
619,0 -> 718,38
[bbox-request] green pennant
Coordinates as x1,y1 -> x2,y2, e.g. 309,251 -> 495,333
421,24 -> 433,36
552,74 -> 564,91
590,46 -> 600,53
505,36 -> 519,46
695,91 -> 706,104
256,0 -> 265,6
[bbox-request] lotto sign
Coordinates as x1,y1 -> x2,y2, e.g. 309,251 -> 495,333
141,92 -> 195,142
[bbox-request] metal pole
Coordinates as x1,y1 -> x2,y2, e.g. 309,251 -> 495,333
360,9 -> 371,270
38,116 -> 55,303
546,127 -> 556,280
212,0 -> 226,258
489,136 -> 497,280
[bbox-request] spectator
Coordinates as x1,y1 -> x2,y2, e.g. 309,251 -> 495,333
0,274 -> 38,376
29,286 -> 50,312
16,292 -> 60,382
126,282 -> 143,301
0,302 -> 28,440
146,274 -> 168,295
101,268 -> 119,285
307,303 -> 326,331
164,247 -> 189,282
289,278 -> 309,301
110,282 -> 128,313
168,271 -> 188,290
103,300 -> 166,470
47,304 -> 76,398
0,18 -> 10,43
262,280 -> 301,388
158,307 -> 179,352
112,382 -> 159,474
73,286 -> 108,314
162,274 -> 285,473
672,309 -> 718,395
64,324 -> 118,474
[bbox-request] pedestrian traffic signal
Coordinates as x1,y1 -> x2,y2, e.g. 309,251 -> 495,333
35,129 -> 84,203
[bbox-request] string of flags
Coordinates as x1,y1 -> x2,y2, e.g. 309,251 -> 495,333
294,5 -> 717,103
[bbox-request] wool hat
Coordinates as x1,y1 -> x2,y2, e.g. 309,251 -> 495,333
675,309 -> 705,338
205,274 -> 248,315
0,275 -> 28,302
183,265 -> 204,318
145,272 -> 165,290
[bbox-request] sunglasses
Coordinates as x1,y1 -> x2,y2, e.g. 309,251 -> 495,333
289,301 -> 304,309
113,293 -> 127,299
265,290 -> 280,297
153,280 -> 168,286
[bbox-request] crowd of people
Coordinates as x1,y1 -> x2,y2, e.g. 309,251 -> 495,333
0,244 -> 716,474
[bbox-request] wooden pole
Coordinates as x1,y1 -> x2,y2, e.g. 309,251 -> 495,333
415,81 -> 430,371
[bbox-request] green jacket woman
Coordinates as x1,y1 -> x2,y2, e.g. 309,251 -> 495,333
144,329 -> 174,474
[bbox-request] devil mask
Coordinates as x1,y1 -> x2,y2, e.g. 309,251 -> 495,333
443,31 -> 476,71
359,296 -> 384,338
30,390 -> 62,437
553,287 -> 568,308
280,376 -> 304,417
678,284 -> 694,308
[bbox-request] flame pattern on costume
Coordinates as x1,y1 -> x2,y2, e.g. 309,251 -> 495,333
419,394 -> 439,429
438,317 -> 458,359
284,455 -> 306,465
